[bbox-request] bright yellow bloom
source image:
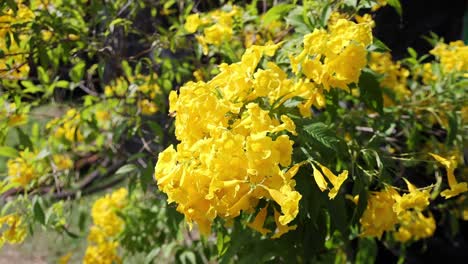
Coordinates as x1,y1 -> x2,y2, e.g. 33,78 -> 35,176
83,241 -> 121,264
271,209 -> 297,239
430,153 -> 468,199
7,113 -> 28,127
248,206 -> 271,235
185,14 -> 202,33
188,6 -> 241,54
311,163 -> 348,199
155,44 -> 301,236
394,211 -> 436,243
393,179 -> 430,214
430,41 -> 468,74
84,188 -> 127,263
360,188 -> 398,238
90,188 -> 128,238
0,214 -> 27,247
138,99 -> 158,115
292,18 -> 372,91
49,108 -> 84,143
7,150 -> 44,188
53,154 -> 74,170
369,52 -> 410,105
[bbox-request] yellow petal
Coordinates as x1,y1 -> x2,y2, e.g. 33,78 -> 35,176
312,164 -> 328,192
247,205 -> 271,236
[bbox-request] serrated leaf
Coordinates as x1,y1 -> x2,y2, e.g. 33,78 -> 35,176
302,122 -> 340,150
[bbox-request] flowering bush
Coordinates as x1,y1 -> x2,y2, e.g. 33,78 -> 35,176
0,0 -> 467,263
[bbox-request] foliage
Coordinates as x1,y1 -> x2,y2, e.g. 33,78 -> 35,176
0,0 -> 467,263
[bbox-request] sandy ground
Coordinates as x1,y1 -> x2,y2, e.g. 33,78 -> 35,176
0,245 -> 47,264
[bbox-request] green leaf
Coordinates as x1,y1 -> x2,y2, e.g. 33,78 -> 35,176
368,38 -> 391,53
356,238 -> 377,264
262,4 -> 294,25
37,66 -> 50,84
140,161 -> 154,192
33,197 -> 46,225
121,60 -> 132,77
358,69 -> 383,114
69,61 -> 86,83
446,112 -> 458,146
6,0 -> 18,11
55,80 -> 70,89
115,164 -> 137,175
407,47 -> 417,58
302,122 -> 341,151
21,81 -> 43,93
16,128 -> 33,149
217,233 -> 231,257
387,0 -> 402,16
0,146 -> 18,158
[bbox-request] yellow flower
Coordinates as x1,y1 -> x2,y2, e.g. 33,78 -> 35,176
41,30 -> 53,41
0,214 -> 27,247
154,43 -> 306,236
7,113 -> 28,127
393,179 -> 430,214
84,188 -> 127,263
430,41 -> 468,74
292,19 -> 371,92
53,154 -> 74,170
271,209 -> 297,239
7,150 -> 43,188
58,252 -> 73,264
394,211 -> 436,242
430,153 -> 468,199
90,188 -> 128,237
83,242 -> 121,264
369,52 -> 410,104
138,99 -> 158,115
360,188 -> 398,238
247,206 -> 271,235
264,185 -> 301,226
185,13 -> 202,33
311,163 -> 348,199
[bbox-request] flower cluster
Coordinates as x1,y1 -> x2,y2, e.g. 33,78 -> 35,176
361,152 -> 467,242
430,153 -> 467,199
0,213 -> 27,248
290,18 -> 373,91
185,5 -> 241,54
47,108 -> 84,143
0,97 -> 29,128
83,188 -> 128,264
6,150 -> 46,188
430,40 -> 468,74
155,43 -> 304,237
0,1 -> 34,79
360,180 -> 435,242
369,52 -> 410,105
104,74 -> 161,115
